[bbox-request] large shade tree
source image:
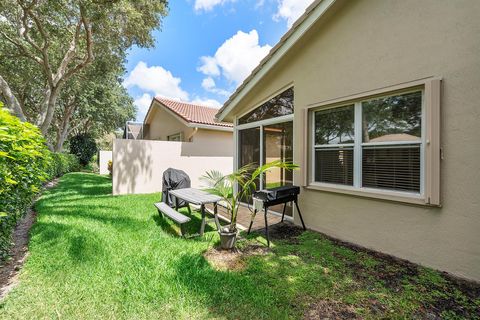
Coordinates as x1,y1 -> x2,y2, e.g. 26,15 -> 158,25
0,0 -> 167,138
52,49 -> 135,151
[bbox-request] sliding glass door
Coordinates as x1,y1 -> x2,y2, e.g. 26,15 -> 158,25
238,127 -> 261,203
263,122 -> 293,216
237,121 -> 293,215
236,87 -> 295,216
263,122 -> 293,188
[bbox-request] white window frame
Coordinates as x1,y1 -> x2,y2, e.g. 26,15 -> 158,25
308,86 -> 427,203
235,114 -> 294,189
311,103 -> 356,187
167,132 -> 183,142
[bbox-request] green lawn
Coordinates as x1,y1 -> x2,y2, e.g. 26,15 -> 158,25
0,173 -> 478,319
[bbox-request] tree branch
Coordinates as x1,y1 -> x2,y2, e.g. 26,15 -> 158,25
18,0 -> 54,86
60,7 -> 94,84
53,18 -> 83,86
0,30 -> 43,65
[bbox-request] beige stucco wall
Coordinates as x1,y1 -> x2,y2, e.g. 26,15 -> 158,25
228,0 -> 480,281
188,129 -> 234,157
144,102 -> 194,141
112,139 -> 233,195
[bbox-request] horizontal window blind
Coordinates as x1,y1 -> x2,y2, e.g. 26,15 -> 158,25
315,147 -> 354,185
362,145 -> 420,192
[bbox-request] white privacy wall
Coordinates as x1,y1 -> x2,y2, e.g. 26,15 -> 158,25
99,150 -> 113,175
112,139 -> 233,195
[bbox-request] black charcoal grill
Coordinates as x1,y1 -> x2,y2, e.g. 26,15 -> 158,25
161,168 -> 191,210
247,185 -> 306,246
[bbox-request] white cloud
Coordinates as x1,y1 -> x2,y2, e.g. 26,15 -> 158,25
123,61 -> 189,101
133,93 -> 153,122
274,0 -> 314,28
133,93 -> 153,121
134,93 -> 153,113
198,30 -> 272,85
194,0 -> 235,12
201,77 -> 231,97
191,97 -> 223,109
197,56 -> 221,76
201,77 -> 216,90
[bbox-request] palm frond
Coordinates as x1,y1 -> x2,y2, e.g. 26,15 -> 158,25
202,161 -> 299,232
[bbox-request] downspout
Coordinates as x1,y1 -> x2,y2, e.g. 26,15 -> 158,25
187,127 -> 198,142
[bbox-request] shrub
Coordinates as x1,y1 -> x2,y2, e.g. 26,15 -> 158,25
46,153 -> 81,179
0,105 -> 51,260
107,160 -> 113,176
89,153 -> 99,173
0,104 -> 80,260
69,133 -> 98,166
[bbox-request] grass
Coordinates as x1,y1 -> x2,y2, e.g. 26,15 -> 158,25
0,173 -> 478,319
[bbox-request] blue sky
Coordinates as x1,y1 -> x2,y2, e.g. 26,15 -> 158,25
122,0 -> 314,121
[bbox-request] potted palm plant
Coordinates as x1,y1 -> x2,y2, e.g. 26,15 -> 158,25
201,160 -> 298,249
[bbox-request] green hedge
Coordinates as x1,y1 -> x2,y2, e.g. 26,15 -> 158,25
0,105 -> 79,260
46,152 -> 80,179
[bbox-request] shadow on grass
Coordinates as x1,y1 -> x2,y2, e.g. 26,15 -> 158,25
41,204 -> 146,232
172,250 -> 312,319
32,220 -> 107,265
151,208 -> 217,238
43,173 -> 112,198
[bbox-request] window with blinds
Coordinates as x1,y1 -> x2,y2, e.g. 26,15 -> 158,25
314,105 -> 355,186
313,90 -> 423,194
362,145 -> 420,192
315,147 -> 354,185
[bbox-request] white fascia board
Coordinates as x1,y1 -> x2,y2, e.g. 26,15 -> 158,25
187,123 -> 233,132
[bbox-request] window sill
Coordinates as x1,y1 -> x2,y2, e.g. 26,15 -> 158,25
305,182 -> 430,206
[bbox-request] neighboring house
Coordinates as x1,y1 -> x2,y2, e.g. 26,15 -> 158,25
112,98 -> 233,195
123,121 -> 145,140
216,0 -> 480,281
143,97 -> 233,153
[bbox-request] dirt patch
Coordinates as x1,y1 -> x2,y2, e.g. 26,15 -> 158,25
339,252 -> 419,293
417,276 -> 480,319
0,178 -> 59,300
44,178 -> 60,189
204,245 -> 270,271
308,233 -> 480,319
304,299 -> 361,320
0,209 -> 37,300
254,222 -> 305,244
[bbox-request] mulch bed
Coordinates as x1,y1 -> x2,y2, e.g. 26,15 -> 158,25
304,299 -> 362,320
0,209 -> 37,300
203,245 -> 270,271
0,178 -> 59,300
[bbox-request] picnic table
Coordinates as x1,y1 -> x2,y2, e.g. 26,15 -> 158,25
169,188 -> 222,236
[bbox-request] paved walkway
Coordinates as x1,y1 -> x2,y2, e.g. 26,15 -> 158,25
206,203 -> 285,231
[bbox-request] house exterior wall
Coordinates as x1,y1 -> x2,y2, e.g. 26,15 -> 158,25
112,139 -> 233,195
228,0 -> 480,281
144,103 -> 194,141
190,129 -> 234,157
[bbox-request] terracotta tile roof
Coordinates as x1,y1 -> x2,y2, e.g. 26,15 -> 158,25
154,97 -> 233,128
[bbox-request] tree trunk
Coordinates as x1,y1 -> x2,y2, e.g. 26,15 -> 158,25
54,123 -> 69,152
0,74 -> 26,121
54,102 -> 76,152
40,86 -> 61,135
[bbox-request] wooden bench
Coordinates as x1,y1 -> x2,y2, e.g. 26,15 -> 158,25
154,202 -> 191,236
